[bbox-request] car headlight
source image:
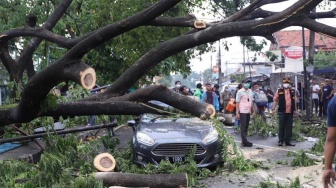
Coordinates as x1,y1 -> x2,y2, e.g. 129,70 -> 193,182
136,132 -> 155,146
202,129 -> 218,144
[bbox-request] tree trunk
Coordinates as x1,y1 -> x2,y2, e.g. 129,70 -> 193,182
95,172 -> 188,188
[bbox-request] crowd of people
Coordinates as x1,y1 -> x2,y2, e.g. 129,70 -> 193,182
171,78 -> 308,148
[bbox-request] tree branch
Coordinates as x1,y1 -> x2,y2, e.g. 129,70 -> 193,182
41,85 -> 215,121
243,8 -> 336,20
0,41 -> 16,75
6,0 -> 183,124
221,0 -> 263,23
17,0 -> 73,77
15,62 -> 94,122
300,16 -> 336,39
62,0 -> 183,60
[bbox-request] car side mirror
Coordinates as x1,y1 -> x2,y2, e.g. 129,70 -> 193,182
127,120 -> 136,126
127,120 -> 136,132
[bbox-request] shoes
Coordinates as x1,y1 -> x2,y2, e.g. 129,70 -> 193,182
241,142 -> 253,147
278,141 -> 283,146
285,142 -> 295,146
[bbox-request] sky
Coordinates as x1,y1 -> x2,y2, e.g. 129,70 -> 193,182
189,0 -> 336,73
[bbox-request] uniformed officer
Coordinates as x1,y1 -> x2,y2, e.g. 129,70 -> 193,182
272,77 -> 298,146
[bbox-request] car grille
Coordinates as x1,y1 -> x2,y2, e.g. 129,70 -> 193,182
152,143 -> 205,156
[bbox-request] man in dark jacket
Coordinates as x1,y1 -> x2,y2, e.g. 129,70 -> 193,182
272,77 -> 298,146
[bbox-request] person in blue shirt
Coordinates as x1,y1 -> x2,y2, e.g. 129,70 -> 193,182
322,95 -> 336,187
201,83 -> 219,112
322,79 -> 334,117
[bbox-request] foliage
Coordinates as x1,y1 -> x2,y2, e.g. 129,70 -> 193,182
0,134 -> 103,187
265,51 -> 279,62
211,118 -> 261,172
0,114 -> 262,187
249,114 -> 278,137
257,177 -> 301,188
291,118 -> 305,142
314,51 -> 336,70
299,120 -> 327,138
202,68 -> 214,84
310,133 -> 326,155
288,150 -> 317,167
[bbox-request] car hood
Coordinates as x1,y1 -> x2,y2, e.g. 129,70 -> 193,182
137,118 -> 214,140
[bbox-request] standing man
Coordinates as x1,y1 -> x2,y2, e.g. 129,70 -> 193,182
266,87 -> 274,114
319,82 -> 325,117
311,78 -> 320,115
272,77 -> 298,146
322,79 -> 334,117
322,93 -> 336,187
213,84 -> 222,111
201,83 -> 220,112
252,83 -> 267,122
235,80 -> 255,147
193,83 -> 203,100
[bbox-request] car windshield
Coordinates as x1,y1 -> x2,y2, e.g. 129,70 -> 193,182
142,114 -> 174,123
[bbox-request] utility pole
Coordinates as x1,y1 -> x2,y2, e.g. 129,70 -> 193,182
217,40 -> 222,85
243,43 -> 246,80
306,8 -> 316,118
302,27 -> 307,112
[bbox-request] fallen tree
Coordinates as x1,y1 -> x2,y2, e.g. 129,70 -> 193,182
0,0 -> 335,126
95,172 -> 188,188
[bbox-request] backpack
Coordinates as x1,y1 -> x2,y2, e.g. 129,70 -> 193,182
254,91 -> 268,107
225,98 -> 236,112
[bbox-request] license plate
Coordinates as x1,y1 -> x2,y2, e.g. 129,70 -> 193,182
165,156 -> 184,163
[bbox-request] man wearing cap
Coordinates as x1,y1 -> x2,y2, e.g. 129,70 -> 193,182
235,79 -> 256,147
201,83 -> 220,112
322,79 -> 334,117
272,77 -> 298,146
193,83 -> 203,100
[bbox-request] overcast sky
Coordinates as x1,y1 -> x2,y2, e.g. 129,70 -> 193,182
189,0 -> 336,73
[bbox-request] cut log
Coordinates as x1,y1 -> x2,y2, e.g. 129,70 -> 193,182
194,20 -> 206,28
94,153 -> 116,172
80,67 -> 96,90
63,62 -> 96,90
95,172 -> 188,188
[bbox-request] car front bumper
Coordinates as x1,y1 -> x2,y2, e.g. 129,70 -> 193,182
133,138 -> 222,168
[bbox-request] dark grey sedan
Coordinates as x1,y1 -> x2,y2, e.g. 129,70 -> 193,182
128,114 -> 222,168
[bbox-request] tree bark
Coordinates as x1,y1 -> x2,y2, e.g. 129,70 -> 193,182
94,172 -> 188,188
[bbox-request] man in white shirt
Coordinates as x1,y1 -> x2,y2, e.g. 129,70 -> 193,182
236,80 -> 256,147
311,78 -> 320,114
